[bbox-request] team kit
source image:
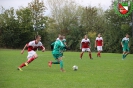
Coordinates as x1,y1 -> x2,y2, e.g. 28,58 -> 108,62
17,33 -> 130,72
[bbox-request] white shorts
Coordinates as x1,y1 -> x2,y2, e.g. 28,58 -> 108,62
82,48 -> 90,52
97,46 -> 103,51
27,50 -> 36,59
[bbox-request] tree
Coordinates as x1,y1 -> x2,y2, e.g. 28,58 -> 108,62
47,0 -> 82,34
103,8 -> 132,53
28,0 -> 47,35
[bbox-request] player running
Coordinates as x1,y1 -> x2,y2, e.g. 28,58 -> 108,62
121,34 -> 130,60
48,36 -> 65,72
80,35 -> 93,59
18,35 -> 45,71
95,33 -> 103,57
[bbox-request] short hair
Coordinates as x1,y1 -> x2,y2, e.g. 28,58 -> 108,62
126,33 -> 129,35
98,33 -> 101,35
35,35 -> 41,39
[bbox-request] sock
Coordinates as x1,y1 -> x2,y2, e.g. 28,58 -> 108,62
122,54 -> 125,59
97,52 -> 99,57
19,63 -> 26,68
99,52 -> 101,57
89,54 -> 92,59
27,57 -> 35,64
52,61 -> 60,64
125,54 -> 128,58
59,60 -> 63,68
80,53 -> 83,58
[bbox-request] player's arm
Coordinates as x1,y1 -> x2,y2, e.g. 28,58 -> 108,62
102,40 -> 104,46
40,45 -> 45,52
21,44 -> 28,54
89,42 -> 91,48
121,41 -> 123,47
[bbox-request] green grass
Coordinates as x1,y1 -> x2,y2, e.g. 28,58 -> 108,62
0,49 -> 133,88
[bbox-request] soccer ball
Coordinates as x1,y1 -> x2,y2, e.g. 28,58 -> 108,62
72,65 -> 78,71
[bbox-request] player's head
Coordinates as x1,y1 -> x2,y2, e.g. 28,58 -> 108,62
63,35 -> 65,39
125,34 -> 129,38
98,33 -> 101,37
35,35 -> 41,42
58,34 -> 61,38
84,35 -> 87,39
59,35 -> 63,40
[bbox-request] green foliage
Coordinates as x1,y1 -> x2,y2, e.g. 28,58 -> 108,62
103,8 -> 132,53
0,0 -> 48,49
0,0 -> 133,53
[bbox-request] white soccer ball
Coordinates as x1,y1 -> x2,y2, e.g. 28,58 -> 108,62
72,65 -> 78,71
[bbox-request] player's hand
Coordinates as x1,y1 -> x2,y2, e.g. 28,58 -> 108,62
21,50 -> 24,54
122,45 -> 123,47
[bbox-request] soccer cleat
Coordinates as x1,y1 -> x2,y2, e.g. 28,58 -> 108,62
25,62 -> 28,66
17,67 -> 23,71
90,58 -> 93,60
122,54 -> 126,60
60,68 -> 66,72
48,61 -> 52,67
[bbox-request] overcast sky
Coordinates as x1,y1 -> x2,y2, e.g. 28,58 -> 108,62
0,0 -> 112,16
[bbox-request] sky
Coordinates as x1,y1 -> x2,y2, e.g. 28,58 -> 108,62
0,0 -> 112,16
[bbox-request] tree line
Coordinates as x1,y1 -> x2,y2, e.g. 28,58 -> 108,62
0,0 -> 133,53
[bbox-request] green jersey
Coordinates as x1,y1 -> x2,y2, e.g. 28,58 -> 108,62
121,37 -> 129,47
52,40 -> 65,54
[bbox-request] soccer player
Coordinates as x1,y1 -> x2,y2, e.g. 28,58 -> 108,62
95,33 -> 103,57
18,35 -> 45,71
121,34 -> 129,60
48,36 -> 65,72
80,35 -> 93,59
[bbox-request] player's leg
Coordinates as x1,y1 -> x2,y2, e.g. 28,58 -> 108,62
122,47 -> 127,59
87,48 -> 93,59
58,56 -> 65,72
18,51 -> 37,71
48,54 -> 60,67
25,51 -> 38,65
97,46 -> 102,57
80,48 -> 85,59
97,46 -> 100,57
124,48 -> 129,58
98,46 -> 102,57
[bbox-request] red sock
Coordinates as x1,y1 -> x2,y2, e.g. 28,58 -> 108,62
19,63 -> 26,68
97,52 -> 100,57
89,54 -> 92,59
80,53 -> 83,58
99,52 -> 101,57
27,57 -> 35,64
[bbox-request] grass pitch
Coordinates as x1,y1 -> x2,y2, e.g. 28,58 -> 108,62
0,49 -> 133,88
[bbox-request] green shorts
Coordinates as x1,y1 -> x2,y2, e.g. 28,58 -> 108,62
53,54 -> 62,59
123,47 -> 129,52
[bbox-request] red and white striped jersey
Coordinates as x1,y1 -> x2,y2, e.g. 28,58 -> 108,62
96,37 -> 103,46
81,38 -> 90,48
27,40 -> 44,52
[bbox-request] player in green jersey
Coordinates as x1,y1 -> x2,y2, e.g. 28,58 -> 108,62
48,36 -> 65,72
121,34 -> 129,60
